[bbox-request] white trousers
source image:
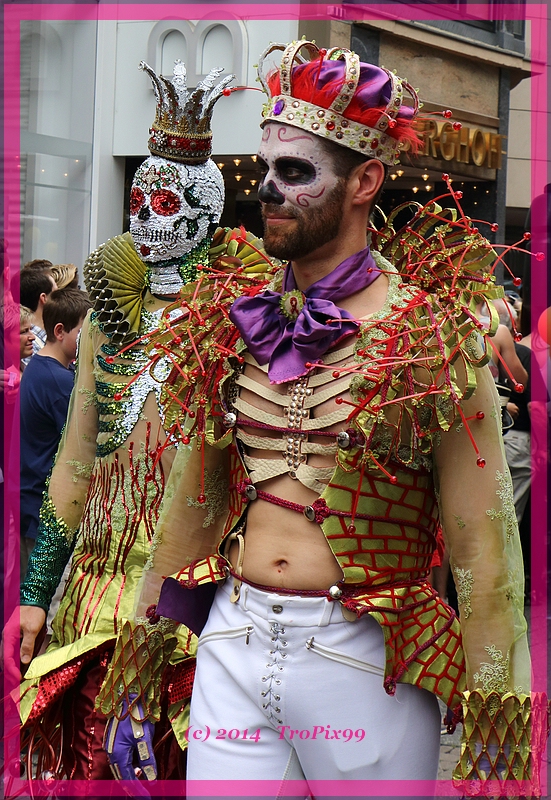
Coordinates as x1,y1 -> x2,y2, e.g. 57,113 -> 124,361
187,580 -> 441,783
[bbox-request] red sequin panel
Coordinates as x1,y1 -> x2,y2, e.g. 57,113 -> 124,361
26,646 -> 108,723
163,659 -> 196,705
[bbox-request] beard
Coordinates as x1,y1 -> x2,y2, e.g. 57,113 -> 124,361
261,179 -> 347,261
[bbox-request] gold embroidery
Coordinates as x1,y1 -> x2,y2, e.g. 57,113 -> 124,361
67,459 -> 94,482
473,645 -> 510,693
486,470 -> 516,542
186,465 -> 227,527
79,386 -> 96,414
453,566 -> 473,618
453,514 -> 466,529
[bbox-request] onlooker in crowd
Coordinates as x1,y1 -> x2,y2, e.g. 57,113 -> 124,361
50,263 -> 79,291
22,259 -> 54,272
19,289 -> 91,575
16,267 -> 57,364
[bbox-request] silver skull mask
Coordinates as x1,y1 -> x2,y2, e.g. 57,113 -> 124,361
129,155 -> 224,263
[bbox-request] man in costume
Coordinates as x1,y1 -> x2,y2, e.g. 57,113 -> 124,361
103,42 -> 543,789
10,59 -> 268,780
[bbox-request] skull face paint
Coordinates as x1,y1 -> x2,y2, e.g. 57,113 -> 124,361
257,123 -> 347,261
257,123 -> 341,212
130,155 -> 224,263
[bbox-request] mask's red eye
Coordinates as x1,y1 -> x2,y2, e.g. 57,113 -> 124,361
130,187 -> 145,215
150,189 -> 181,217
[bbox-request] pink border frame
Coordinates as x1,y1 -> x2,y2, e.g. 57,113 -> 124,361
2,2 -> 549,797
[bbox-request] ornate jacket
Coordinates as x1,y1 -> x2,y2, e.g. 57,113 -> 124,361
18,228 -> 270,753
148,260 -> 528,706
132,200 -> 544,787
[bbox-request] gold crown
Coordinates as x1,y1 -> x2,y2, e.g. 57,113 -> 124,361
257,41 -> 419,166
140,60 -> 234,164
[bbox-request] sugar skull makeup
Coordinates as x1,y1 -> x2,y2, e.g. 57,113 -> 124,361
130,155 -> 224,263
257,122 -> 347,261
257,123 -> 340,212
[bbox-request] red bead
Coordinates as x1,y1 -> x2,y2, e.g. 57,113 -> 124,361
476,457 -> 486,468
332,371 -> 340,378
335,397 -> 344,405
514,332 -> 523,342
188,410 -> 196,418
454,191 -> 463,199
305,362 -> 312,368
173,336 -> 182,344
513,277 -> 522,287
197,494 -> 206,504
388,119 -> 396,128
326,121 -> 336,131
491,223 -> 499,232
443,110 -> 453,118
514,383 -> 524,393
535,252 -> 545,261
106,356 -> 115,364
476,411 -> 485,420
389,475 -> 398,484
222,88 -> 232,96
452,122 -> 462,131
182,435 -> 190,444
523,231 -> 531,240
347,524 -> 356,534
114,393 -> 122,401
442,173 -> 450,182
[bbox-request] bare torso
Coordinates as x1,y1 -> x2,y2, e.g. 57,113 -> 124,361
228,272 -> 389,589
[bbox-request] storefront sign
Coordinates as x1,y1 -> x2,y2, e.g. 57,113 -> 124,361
405,120 -> 503,169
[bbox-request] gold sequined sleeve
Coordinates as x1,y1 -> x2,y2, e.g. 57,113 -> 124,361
21,312 -> 99,610
433,365 -> 530,694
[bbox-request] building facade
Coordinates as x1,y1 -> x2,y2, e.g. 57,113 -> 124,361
18,11 -> 532,280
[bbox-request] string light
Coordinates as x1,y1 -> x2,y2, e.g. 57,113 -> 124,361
217,162 -> 225,169
396,169 -> 404,177
390,173 -> 397,180
244,189 -> 251,195
412,186 -> 419,194
251,155 -> 258,163
421,173 -> 429,181
250,179 -> 257,186
235,174 -> 242,182
233,158 -> 241,166
425,185 -> 432,191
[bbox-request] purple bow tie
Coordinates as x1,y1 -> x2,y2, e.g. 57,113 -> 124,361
229,247 -> 381,383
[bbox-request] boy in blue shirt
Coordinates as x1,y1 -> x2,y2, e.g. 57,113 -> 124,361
20,288 -> 91,574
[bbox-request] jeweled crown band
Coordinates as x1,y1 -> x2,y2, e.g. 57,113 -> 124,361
262,95 -> 401,165
148,125 -> 212,164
